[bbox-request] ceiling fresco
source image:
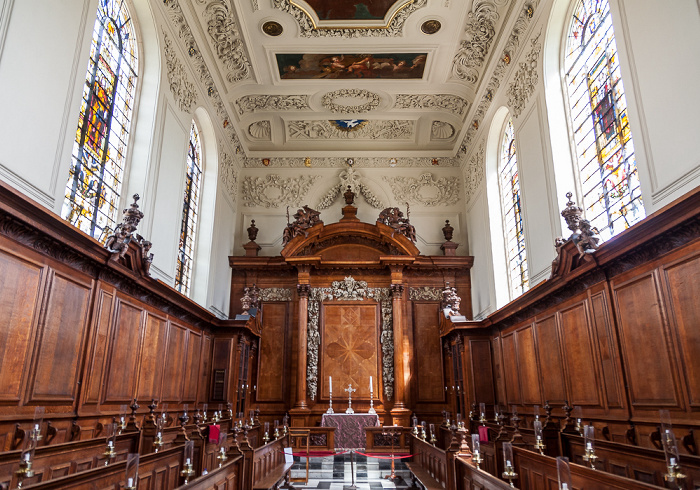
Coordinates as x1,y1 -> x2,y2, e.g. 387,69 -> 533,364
292,0 -> 409,21
276,53 -> 427,80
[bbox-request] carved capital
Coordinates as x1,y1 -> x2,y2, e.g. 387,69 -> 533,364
390,284 -> 404,298
297,284 -> 311,298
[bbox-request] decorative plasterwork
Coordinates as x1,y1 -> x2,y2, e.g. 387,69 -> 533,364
507,33 -> 542,117
241,174 -> 321,208
288,120 -> 414,140
219,146 -> 238,201
321,89 -> 381,114
163,32 -> 197,112
273,0 -> 427,38
243,156 -> 461,168
248,120 -> 271,140
458,0 -> 541,154
202,0 -> 252,84
431,121 -> 456,140
409,286 -> 443,301
317,168 -> 386,209
260,287 -> 293,301
161,0 -> 242,151
383,173 -> 460,206
394,94 -> 469,117
307,277 -> 393,401
464,143 -> 485,203
235,95 -> 310,115
451,1 -> 499,83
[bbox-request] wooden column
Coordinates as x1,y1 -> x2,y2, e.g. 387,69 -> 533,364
290,272 -> 312,426
390,281 -> 411,426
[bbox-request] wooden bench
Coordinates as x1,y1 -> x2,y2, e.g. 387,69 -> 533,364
408,433 -> 457,490
252,461 -> 294,490
404,461 -> 443,490
454,456 -> 514,489
240,433 -> 292,490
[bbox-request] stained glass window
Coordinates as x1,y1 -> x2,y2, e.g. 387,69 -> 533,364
175,122 -> 203,296
61,0 -> 138,242
565,0 -> 644,240
500,119 -> 529,298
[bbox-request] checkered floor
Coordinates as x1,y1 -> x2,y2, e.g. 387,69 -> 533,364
289,454 -> 412,489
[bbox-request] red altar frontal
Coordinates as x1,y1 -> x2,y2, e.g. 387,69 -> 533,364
228,192 -> 473,428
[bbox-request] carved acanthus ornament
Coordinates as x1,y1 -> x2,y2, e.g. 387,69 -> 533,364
241,284 -> 260,314
409,287 -> 443,301
203,0 -> 252,84
321,89 -> 381,114
395,94 -> 469,116
451,1 -> 499,83
244,156 -> 460,168
287,120 -> 413,140
383,173 -> 460,207
241,174 -> 320,208
464,143 -> 485,203
317,168 -> 386,210
507,33 -> 542,117
235,95 -> 310,115
219,148 -> 238,201
441,283 -> 461,314
163,32 -> 196,112
282,205 -> 322,245
273,0 -> 427,38
259,288 -> 293,302
306,277 -> 394,401
378,207 -> 417,242
457,0 -> 541,154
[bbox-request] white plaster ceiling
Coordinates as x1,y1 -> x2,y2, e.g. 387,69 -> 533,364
169,0 -> 527,162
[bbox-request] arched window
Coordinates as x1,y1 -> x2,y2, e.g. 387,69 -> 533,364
565,0 -> 644,239
61,0 -> 138,241
500,119 -> 529,298
175,121 -> 203,296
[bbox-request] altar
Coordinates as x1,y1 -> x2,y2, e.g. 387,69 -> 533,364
321,413 -> 379,450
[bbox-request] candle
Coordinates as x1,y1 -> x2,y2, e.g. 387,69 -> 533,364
157,431 -> 161,438
34,424 -> 39,431
186,458 -> 191,465
127,477 -> 133,487
562,484 -> 569,490
369,376 -> 373,394
506,460 -> 511,467
586,442 -> 592,450
329,376 -> 332,393
24,453 -> 30,462
108,440 -> 113,448
670,457 -> 676,466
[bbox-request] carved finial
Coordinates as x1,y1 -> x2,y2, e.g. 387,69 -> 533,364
247,220 -> 259,241
442,220 -> 454,242
561,192 -> 583,236
343,186 -> 355,205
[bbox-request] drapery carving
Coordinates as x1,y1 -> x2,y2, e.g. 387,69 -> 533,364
306,277 -> 394,401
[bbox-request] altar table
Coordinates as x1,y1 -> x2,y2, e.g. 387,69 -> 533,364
321,413 -> 379,450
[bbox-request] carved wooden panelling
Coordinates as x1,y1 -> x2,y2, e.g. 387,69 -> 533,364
589,291 -> 623,408
322,303 -> 379,399
212,338 -> 232,401
105,299 -> 144,403
412,302 -> 445,403
200,336 -> 213,402
162,324 -> 187,402
184,330 -> 202,401
0,250 -> 42,402
535,315 -> 566,404
84,289 -> 114,404
258,302 -> 288,402
30,271 -> 91,402
613,272 -> 681,407
469,339 -> 495,404
663,254 -> 700,407
136,313 -> 168,400
560,302 -> 601,406
501,333 -> 520,404
515,324 -> 541,405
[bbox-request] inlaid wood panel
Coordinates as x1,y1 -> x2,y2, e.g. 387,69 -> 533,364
560,302 -> 600,406
501,333 -> 520,404
162,324 -> 187,402
136,313 -> 168,400
104,300 -> 144,403
184,330 -> 201,401
663,254 -> 700,407
613,272 -> 681,407
535,315 -> 566,404
412,302 -> 444,402
258,302 -> 288,402
322,302 -> 379,399
0,250 -> 42,402
84,289 -> 114,403
515,324 -> 541,405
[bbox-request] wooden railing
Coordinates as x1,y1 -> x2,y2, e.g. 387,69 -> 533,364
364,427 -> 411,454
288,427 -> 335,453
454,456 -> 513,489
409,434 -> 456,490
239,433 -> 291,490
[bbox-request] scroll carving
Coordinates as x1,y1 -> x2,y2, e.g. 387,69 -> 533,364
409,287 -> 443,301
241,174 -> 320,208
383,173 -> 460,207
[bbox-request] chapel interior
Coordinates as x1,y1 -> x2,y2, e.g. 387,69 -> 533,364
0,0 -> 699,489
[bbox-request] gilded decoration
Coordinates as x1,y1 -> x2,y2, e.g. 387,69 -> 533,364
307,277 -> 393,401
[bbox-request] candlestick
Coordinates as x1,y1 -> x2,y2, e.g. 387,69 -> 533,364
368,382 -> 376,415
501,442 -> 518,487
534,420 -> 546,455
180,441 -> 195,484
660,410 -> 686,487
582,425 -> 597,469
369,376 -> 373,394
329,376 -> 332,393
471,434 -> 482,469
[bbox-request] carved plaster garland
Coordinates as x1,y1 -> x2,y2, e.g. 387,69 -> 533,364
464,143 -> 485,203
451,1 -> 499,83
241,174 -> 320,208
321,89 -> 381,114
317,168 -> 385,210
394,94 -> 469,117
202,0 -> 252,84
306,277 -> 394,401
219,146 -> 238,201
273,0 -> 427,38
163,32 -> 197,112
288,120 -> 414,140
235,95 -> 310,115
507,33 -> 542,117
383,173 -> 460,207
408,286 -> 443,301
243,156 -> 461,168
